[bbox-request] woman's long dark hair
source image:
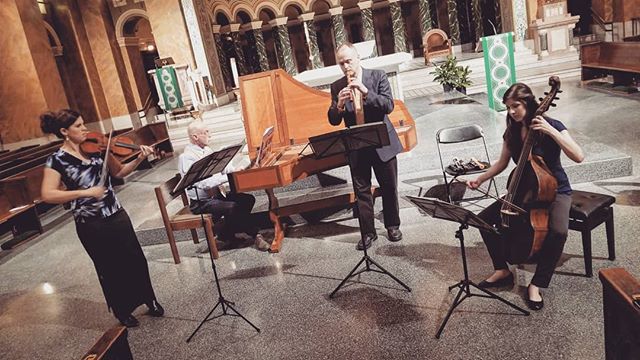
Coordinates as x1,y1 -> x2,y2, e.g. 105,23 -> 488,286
502,83 -> 539,152
40,109 -> 80,139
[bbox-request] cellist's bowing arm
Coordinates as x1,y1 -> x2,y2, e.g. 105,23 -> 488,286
531,116 -> 584,163
467,142 -> 511,190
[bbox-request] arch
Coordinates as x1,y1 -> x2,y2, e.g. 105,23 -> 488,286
279,0 -> 308,15
255,2 -> 280,18
212,5 -> 233,23
231,4 -> 257,21
115,8 -> 149,38
310,0 -> 331,14
42,21 -> 62,49
236,9 -> 252,24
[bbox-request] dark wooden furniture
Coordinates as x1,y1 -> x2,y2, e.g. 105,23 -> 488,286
580,41 -> 640,86
0,177 -> 43,249
423,29 -> 452,65
599,268 -> 640,360
228,69 -> 417,252
569,190 -> 616,277
155,174 -> 217,264
81,326 -> 133,360
112,122 -> 173,165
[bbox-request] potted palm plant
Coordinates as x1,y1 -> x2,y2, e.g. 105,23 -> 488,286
430,55 -> 472,94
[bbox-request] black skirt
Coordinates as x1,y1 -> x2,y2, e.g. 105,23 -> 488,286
76,208 -> 157,319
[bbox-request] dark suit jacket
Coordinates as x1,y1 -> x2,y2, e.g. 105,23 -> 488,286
327,68 -> 402,162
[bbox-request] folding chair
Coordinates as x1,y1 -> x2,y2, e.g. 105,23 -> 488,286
435,124 -> 498,204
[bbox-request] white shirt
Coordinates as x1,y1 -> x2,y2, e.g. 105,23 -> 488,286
178,143 -> 232,201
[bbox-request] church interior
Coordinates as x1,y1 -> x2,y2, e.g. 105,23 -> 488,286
1,0 -> 639,359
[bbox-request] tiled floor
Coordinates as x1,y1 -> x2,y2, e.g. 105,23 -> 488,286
1,76 -> 639,360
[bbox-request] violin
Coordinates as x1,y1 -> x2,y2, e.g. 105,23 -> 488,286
499,76 -> 562,262
81,132 -> 144,157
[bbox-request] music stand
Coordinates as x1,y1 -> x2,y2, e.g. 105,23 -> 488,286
172,144 -> 261,342
309,123 -> 411,298
405,196 -> 529,338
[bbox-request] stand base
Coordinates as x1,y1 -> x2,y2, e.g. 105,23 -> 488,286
330,254 -> 411,298
435,280 -> 529,339
186,296 -> 260,342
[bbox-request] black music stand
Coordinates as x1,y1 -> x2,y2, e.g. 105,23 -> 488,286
309,123 -> 411,298
405,196 -> 529,338
172,144 -> 261,342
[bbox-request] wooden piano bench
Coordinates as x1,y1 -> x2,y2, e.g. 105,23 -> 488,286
569,190 -> 616,277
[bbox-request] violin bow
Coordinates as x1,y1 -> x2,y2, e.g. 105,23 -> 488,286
99,130 -> 114,187
452,178 -> 527,214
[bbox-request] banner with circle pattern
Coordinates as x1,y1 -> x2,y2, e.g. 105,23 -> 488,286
481,32 -> 516,112
155,66 -> 184,111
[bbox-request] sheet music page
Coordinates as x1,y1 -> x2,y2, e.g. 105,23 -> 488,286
254,126 -> 274,168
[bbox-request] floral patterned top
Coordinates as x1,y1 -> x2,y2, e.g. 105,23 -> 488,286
46,149 -> 122,223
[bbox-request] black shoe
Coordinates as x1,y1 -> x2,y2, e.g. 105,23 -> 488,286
387,227 -> 403,242
146,300 -> 165,317
356,234 -> 378,250
525,288 -> 544,311
118,315 -> 139,328
478,272 -> 514,288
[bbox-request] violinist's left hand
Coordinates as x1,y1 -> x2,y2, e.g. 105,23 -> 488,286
530,116 -> 557,136
137,145 -> 154,160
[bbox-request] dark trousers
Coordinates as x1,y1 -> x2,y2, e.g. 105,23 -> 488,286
478,193 -> 571,288
350,148 -> 400,237
76,209 -> 157,320
190,192 -> 258,240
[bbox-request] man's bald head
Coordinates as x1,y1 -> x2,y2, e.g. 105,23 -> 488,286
187,120 -> 209,147
336,43 -> 361,77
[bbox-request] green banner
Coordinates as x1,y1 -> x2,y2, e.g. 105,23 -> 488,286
155,66 -> 184,110
481,32 -> 516,112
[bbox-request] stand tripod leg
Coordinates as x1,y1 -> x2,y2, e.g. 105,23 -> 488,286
469,282 -> 530,315
366,256 -> 412,292
186,301 -> 222,342
330,256 -> 368,298
435,284 -> 467,339
225,301 -> 261,333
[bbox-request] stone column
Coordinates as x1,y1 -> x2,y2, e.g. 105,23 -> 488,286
229,23 -> 249,76
212,25 -> 233,90
329,7 -> 347,47
471,0 -> 484,43
417,0 -> 433,35
358,1 -> 378,57
299,13 -> 323,69
269,17 -> 297,75
446,0 -> 461,45
388,0 -> 408,53
511,0 -> 529,42
249,21 -> 270,72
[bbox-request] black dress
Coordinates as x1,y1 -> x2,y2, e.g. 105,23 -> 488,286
46,150 -> 157,319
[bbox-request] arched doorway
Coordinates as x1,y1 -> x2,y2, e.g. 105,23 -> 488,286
284,4 -> 309,72
312,0 -> 336,66
341,0 -> 363,43
258,8 -> 279,70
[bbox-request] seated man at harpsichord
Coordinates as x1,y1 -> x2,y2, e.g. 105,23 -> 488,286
178,120 -> 270,252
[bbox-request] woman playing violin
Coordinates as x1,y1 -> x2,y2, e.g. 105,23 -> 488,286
467,83 -> 584,310
40,109 -> 163,327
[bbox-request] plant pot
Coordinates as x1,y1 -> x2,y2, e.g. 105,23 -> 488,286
443,84 -> 454,92
456,87 -> 467,95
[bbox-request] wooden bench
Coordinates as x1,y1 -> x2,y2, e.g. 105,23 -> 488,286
423,29 -> 452,65
81,326 -> 133,360
580,41 -> 640,86
154,174 -> 217,264
0,177 -> 42,250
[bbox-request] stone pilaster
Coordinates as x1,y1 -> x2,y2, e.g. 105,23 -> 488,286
249,21 -> 269,72
511,0 -> 528,42
417,0 -> 433,35
117,37 -> 150,110
212,25 -> 232,90
269,17 -> 297,75
471,0 -> 484,43
329,7 -> 347,47
357,1 -> 377,57
388,0 -> 408,53
299,13 -> 323,69
446,0 -> 460,45
229,23 -> 248,76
